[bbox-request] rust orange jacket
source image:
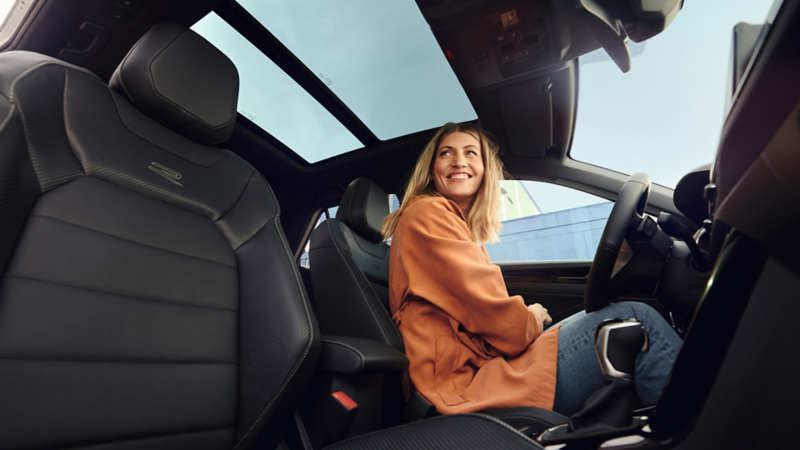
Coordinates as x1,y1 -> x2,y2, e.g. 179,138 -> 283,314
389,197 -> 560,414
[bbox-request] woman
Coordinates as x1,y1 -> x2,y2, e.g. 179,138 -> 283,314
383,122 -> 681,416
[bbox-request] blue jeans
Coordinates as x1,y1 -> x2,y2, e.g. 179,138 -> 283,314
550,302 -> 682,416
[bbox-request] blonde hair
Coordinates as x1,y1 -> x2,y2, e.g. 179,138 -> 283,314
382,122 -> 506,244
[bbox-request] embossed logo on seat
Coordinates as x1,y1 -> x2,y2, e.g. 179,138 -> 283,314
148,162 -> 183,186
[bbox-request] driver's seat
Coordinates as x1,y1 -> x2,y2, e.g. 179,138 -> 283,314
309,177 -> 569,432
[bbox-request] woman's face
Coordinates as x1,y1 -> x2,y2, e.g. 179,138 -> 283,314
432,131 -> 485,214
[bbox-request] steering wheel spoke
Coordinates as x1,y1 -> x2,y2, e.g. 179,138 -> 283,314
585,173 -> 652,312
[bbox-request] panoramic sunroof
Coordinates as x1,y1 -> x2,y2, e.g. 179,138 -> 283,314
238,0 -> 478,141
192,13 -> 363,163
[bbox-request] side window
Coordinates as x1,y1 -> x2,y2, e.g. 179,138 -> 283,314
298,194 -> 397,267
386,193 -> 400,245
298,206 -> 338,268
487,181 -> 612,262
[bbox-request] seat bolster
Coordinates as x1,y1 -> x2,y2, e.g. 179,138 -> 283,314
479,407 -> 569,434
0,51 -> 98,100
309,220 -> 404,351
325,413 -> 545,450
0,109 -> 39,276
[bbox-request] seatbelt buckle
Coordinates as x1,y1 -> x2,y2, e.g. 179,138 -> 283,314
322,391 -> 359,441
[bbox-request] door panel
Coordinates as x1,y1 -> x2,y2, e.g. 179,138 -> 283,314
498,260 -> 590,323
498,260 -> 660,324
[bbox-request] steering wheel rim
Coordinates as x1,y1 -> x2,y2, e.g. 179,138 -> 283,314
585,173 -> 652,313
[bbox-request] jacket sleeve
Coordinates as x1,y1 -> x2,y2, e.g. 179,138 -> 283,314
399,199 -> 544,357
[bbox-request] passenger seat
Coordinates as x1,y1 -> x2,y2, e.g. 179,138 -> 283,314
309,178 -> 569,435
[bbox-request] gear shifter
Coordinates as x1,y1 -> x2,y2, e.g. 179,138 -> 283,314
537,318 -> 650,445
569,318 -> 649,431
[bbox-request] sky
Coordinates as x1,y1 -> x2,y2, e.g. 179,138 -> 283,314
0,0 -> 15,23
192,0 -> 477,163
570,0 -> 777,189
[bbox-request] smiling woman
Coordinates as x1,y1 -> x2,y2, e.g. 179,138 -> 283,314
432,132 -> 485,217
382,122 -> 681,417
382,122 -> 504,244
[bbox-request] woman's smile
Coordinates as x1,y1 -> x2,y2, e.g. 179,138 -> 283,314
433,131 -> 485,215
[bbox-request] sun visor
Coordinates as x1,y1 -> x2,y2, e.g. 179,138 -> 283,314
496,76 -> 553,158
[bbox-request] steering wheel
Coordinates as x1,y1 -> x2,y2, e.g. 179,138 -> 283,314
585,173 -> 652,313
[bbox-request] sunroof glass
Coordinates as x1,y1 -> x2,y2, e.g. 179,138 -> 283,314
239,0 -> 478,141
192,13 -> 363,163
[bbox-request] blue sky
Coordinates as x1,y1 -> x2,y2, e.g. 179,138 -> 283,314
525,0 -> 778,214
570,0 -> 777,189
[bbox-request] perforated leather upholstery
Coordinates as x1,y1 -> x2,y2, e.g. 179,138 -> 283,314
309,178 -> 403,351
0,25 -> 318,450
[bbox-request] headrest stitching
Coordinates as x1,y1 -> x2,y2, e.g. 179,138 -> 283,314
143,28 -> 237,134
116,70 -> 134,103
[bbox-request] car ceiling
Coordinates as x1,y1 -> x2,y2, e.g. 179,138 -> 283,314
4,0 -> 623,249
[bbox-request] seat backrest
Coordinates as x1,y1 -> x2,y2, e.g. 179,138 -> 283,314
309,177 -> 403,351
0,23 -> 319,450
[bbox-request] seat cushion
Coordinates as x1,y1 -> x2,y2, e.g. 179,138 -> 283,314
325,414 -> 545,450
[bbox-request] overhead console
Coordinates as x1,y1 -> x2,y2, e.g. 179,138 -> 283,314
419,0 -> 684,88
416,0 -> 683,166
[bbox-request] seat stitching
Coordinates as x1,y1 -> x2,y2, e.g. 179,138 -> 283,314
108,93 -> 226,168
59,427 -> 234,449
331,222 -> 392,346
9,61 -> 99,103
487,415 -> 554,427
484,406 -> 569,420
32,214 -> 237,268
0,356 -> 235,365
6,275 -> 238,313
116,70 -> 134,103
321,339 -> 366,372
326,413 -> 531,449
145,29 -> 237,136
0,103 -> 14,135
233,218 -> 315,449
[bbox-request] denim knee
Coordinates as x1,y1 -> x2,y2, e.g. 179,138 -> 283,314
612,301 -> 653,323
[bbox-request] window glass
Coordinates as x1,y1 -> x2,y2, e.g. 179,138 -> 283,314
0,0 -> 35,49
191,13 -> 363,163
298,206 -> 338,268
487,181 -> 612,262
0,0 -> 16,22
239,0 -> 477,141
300,194 -> 397,266
569,0 -> 775,188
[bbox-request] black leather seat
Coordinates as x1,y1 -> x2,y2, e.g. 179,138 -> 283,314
309,178 -> 569,434
0,22 -> 322,449
309,178 -> 403,351
0,22 -> 548,450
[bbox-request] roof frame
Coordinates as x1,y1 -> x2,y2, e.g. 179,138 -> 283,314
214,0 -> 381,153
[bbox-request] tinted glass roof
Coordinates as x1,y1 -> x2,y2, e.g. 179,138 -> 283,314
192,13 -> 363,163
237,0 -> 477,141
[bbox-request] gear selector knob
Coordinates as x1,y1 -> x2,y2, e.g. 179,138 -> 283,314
595,318 -> 649,381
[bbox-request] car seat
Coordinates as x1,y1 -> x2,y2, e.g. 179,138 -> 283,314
309,177 -> 569,434
0,22 -> 551,450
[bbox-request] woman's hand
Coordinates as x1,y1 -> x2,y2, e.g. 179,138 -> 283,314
529,303 -> 552,328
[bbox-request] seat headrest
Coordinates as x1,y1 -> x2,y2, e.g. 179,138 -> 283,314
336,178 -> 389,243
110,22 -> 239,145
